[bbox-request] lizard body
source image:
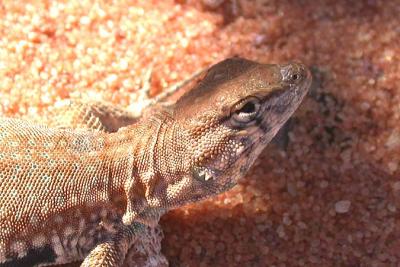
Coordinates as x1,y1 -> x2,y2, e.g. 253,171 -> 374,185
0,58 -> 311,266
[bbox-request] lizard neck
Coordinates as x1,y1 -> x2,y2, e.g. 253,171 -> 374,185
104,111 -> 188,226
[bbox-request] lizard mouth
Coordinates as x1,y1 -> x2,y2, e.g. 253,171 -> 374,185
191,129 -> 266,186
192,166 -> 220,182
192,139 -> 256,184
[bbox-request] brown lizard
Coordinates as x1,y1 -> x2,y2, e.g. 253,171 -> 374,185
0,57 -> 311,266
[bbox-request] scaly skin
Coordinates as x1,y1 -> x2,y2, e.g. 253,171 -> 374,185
0,58 -> 311,266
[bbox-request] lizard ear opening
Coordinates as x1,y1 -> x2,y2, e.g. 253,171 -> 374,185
230,96 -> 261,126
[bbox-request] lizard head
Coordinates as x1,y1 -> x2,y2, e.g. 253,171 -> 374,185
173,57 -> 312,201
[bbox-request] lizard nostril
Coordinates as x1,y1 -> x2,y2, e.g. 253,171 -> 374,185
280,62 -> 308,85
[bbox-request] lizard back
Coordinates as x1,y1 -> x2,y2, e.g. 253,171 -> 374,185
0,118 -> 119,264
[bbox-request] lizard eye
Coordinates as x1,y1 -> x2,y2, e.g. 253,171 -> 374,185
231,96 -> 261,125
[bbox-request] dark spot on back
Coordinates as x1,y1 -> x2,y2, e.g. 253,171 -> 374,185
0,245 -> 56,267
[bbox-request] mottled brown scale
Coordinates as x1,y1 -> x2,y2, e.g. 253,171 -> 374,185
0,58 -> 311,266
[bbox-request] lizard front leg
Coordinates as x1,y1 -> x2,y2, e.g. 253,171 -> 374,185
123,224 -> 168,267
80,222 -> 166,267
80,223 -> 142,267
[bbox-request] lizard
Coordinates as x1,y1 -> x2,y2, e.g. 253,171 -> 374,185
0,57 -> 312,267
